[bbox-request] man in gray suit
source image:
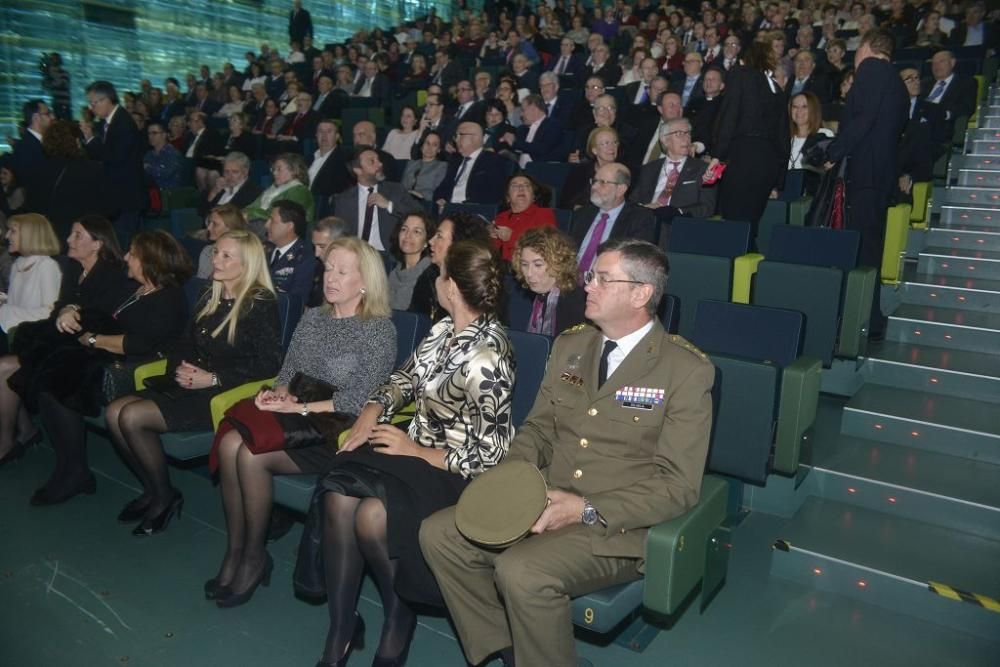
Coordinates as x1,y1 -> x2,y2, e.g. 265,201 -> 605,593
333,146 -> 421,251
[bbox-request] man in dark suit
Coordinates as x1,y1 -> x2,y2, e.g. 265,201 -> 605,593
825,30 -> 908,338
183,112 -> 225,191
434,122 -> 509,207
508,95 -> 566,167
538,73 -> 573,128
82,80 -> 145,243
570,162 -> 656,273
352,61 -> 391,105
636,91 -> 683,166
333,146 -> 421,251
546,38 -> 585,83
308,119 -> 353,208
191,83 -> 221,116
949,2 -> 992,48
631,119 -> 717,246
265,60 -> 287,100
265,199 -> 313,300
11,99 -> 52,214
350,121 -> 394,172
288,0 -> 313,45
244,84 -> 269,123
200,152 -> 262,216
585,44 -> 622,88
789,51 -> 831,103
622,58 -> 662,109
670,53 -> 705,109
307,55 -> 333,95
897,68 -> 947,195
687,68 -> 725,156
922,50 -> 979,127
276,91 -> 320,146
510,54 -> 540,94
430,49 -> 464,89
451,81 -> 488,130
312,74 -> 347,119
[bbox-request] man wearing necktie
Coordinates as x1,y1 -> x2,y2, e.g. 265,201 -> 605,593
921,50 -> 978,126
264,199 -> 313,298
421,237 -> 714,667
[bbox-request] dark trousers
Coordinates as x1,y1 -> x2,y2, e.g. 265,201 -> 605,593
717,136 -> 781,243
846,185 -> 891,336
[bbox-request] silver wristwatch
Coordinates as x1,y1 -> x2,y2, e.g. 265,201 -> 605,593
581,497 -> 605,527
87,335 -> 97,348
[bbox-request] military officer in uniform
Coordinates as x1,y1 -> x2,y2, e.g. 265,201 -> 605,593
420,238 -> 715,667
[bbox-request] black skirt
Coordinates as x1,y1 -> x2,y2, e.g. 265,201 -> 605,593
318,444 -> 470,606
134,385 -> 221,432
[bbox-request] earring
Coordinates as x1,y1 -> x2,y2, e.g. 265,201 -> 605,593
359,288 -> 366,295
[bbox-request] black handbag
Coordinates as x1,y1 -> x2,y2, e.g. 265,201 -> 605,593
293,481 -> 329,600
101,356 -> 160,405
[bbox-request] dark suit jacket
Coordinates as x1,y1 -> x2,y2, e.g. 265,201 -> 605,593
333,181 -> 421,248
288,8 -> 313,43
513,70 -> 540,93
84,106 -> 145,213
432,62 -> 464,89
827,57 -> 908,194
921,74 -> 978,122
192,97 -> 221,116
670,74 -> 705,108
569,202 -> 656,249
790,74 -> 832,104
452,101 -> 488,129
352,73 -> 391,104
433,150 -> 510,205
184,128 -> 225,170
899,98 -> 947,182
200,179 -> 263,216
622,81 -> 657,107
545,53 -> 585,81
586,63 -> 622,88
949,24 -> 994,48
543,94 -> 574,128
313,89 -> 348,119
266,75 -> 286,100
10,131 -> 46,213
512,117 -> 565,163
279,109 -> 320,142
687,95 -> 723,154
631,157 -> 716,218
268,237 -> 313,299
310,146 -> 353,198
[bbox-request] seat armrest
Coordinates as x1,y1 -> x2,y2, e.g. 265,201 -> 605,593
837,267 -> 876,360
773,356 -> 822,475
732,253 -> 764,304
335,403 -> 418,449
787,196 -> 813,227
210,378 -> 276,431
642,475 -> 728,615
134,359 -> 168,389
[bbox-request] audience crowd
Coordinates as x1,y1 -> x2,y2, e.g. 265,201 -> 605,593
0,0 -> 995,665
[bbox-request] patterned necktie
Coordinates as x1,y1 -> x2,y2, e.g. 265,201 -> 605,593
579,212 -> 610,274
928,79 -> 947,102
656,162 -> 681,206
640,85 -> 649,104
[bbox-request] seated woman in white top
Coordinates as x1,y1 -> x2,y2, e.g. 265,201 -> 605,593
0,214 -> 62,345
382,106 -> 422,161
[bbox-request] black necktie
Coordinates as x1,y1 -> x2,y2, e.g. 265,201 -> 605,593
598,340 -> 617,387
270,249 -> 280,266
455,156 -> 471,184
361,186 -> 375,242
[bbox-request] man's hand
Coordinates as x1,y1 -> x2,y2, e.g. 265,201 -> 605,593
530,489 -> 586,534
368,191 -> 390,209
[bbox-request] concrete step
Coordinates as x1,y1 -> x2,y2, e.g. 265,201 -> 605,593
937,204 -> 1000,227
967,139 -> 1000,154
948,154 -> 1000,172
956,169 -> 1000,188
770,497 -> 1000,641
967,128 -> 1000,142
807,433 -> 1000,541
902,273 -> 1000,314
935,186 -> 1000,207
981,115 -> 1000,129
887,302 -> 1000,355
841,384 -> 1000,464
926,225 -> 1000,251
917,246 -> 1000,280
864,340 -> 1000,403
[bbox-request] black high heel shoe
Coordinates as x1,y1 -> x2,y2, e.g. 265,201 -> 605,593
215,553 -> 273,608
203,577 -> 231,600
315,613 -> 366,667
0,429 -> 42,468
371,614 -> 417,667
117,494 -> 152,523
29,474 -> 96,506
131,493 -> 183,536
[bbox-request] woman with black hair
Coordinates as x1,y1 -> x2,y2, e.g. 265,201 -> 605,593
408,212 -> 490,321
387,212 -> 436,311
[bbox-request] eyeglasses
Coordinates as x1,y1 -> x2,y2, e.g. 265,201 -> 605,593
589,178 -> 623,187
594,105 -> 615,112
508,182 -> 532,190
902,75 -> 919,83
583,270 -> 643,288
666,129 -> 691,137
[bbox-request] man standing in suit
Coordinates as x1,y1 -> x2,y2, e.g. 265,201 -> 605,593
420,237 -> 714,667
200,152 -> 262,215
547,38 -> 585,82
922,50 -> 979,127
81,80 -> 144,243
288,0 -> 313,46
11,99 -> 52,214
632,119 -> 717,245
825,29 -> 908,338
265,199 -> 313,299
309,120 -> 352,208
789,51 -> 831,103
434,122 -> 509,207
571,163 -> 656,273
333,146 -> 420,251
507,95 -> 565,167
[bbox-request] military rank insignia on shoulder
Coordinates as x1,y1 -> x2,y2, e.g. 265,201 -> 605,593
561,323 -> 590,335
668,334 -> 710,361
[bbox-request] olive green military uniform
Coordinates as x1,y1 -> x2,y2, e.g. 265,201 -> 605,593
420,320 -> 714,667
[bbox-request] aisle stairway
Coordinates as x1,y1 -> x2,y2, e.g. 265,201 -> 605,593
769,86 -> 1000,641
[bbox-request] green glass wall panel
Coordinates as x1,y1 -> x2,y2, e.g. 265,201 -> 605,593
0,0 -> 449,151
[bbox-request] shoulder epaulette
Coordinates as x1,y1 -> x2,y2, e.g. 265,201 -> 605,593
668,334 -> 710,361
560,323 -> 591,335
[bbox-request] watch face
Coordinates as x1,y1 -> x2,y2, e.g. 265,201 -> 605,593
582,506 -> 598,525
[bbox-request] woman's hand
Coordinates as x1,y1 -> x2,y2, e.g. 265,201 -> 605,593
339,403 -> 382,452
175,360 -> 215,390
254,385 -> 290,409
56,307 -> 82,334
254,392 -> 301,413
568,150 -> 581,163
369,424 -> 422,458
492,224 -> 512,242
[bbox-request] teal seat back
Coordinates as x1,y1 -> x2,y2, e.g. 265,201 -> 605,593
390,310 -> 431,368
666,253 -> 733,338
753,263 -> 842,367
506,329 -> 551,428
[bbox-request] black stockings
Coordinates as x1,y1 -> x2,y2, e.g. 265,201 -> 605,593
37,392 -> 90,493
105,397 -> 171,517
321,494 -> 415,663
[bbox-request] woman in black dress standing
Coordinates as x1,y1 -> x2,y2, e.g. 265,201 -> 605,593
105,230 -> 281,535
711,39 -> 790,241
